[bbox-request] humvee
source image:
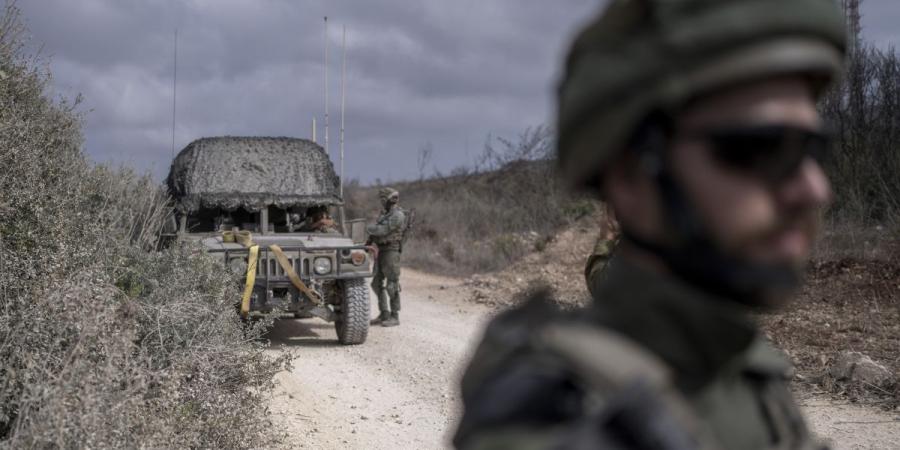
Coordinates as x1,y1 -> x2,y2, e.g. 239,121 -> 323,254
166,136 -> 373,345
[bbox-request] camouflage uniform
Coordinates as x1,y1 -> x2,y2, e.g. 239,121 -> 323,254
455,0 -> 846,448
585,204 -> 619,298
367,188 -> 406,326
584,236 -> 617,298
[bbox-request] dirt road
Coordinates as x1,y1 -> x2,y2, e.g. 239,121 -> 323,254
267,270 -> 899,450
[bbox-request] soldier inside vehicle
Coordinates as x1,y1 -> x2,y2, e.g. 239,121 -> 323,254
180,205 -> 340,234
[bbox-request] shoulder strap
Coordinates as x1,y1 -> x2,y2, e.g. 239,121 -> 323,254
537,323 -> 672,391
535,323 -> 723,450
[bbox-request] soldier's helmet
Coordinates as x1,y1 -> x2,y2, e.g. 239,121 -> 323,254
378,187 -> 400,202
557,0 -> 847,190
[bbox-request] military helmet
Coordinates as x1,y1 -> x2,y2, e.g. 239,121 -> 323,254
378,187 -> 399,202
557,0 -> 847,189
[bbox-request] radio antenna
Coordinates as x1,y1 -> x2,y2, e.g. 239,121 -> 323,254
171,28 -> 178,159
323,16 -> 329,157
339,25 -> 346,199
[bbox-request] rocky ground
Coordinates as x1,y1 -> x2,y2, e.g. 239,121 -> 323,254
763,258 -> 900,405
265,268 -> 900,449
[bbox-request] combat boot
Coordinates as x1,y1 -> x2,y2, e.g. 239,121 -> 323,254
381,312 -> 399,327
370,311 -> 390,325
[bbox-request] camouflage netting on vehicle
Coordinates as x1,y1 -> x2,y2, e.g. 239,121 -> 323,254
167,136 -> 341,213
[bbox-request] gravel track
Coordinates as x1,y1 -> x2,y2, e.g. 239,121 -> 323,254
266,270 -> 899,450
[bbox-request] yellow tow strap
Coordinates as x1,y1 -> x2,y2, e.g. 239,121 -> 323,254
270,244 -> 323,305
240,244 -> 259,318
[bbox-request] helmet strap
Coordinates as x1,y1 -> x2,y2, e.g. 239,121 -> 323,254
624,116 -> 800,306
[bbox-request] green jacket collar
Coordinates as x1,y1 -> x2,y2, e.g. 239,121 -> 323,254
588,257 -> 784,391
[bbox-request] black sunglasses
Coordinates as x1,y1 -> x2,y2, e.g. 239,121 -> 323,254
683,125 -> 832,185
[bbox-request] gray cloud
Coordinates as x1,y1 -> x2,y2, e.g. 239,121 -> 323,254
17,0 -> 900,184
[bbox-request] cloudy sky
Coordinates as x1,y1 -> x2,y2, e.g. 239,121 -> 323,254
17,0 -> 900,184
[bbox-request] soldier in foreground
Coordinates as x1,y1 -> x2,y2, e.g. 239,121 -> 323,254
367,188 -> 407,327
454,0 -> 846,448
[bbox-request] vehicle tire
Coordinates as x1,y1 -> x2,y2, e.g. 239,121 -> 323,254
334,278 -> 370,345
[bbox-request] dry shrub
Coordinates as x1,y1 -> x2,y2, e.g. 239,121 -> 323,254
0,3 -> 287,448
820,1 -> 900,229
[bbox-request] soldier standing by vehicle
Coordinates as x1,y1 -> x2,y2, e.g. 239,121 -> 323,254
455,0 -> 846,448
367,187 -> 406,327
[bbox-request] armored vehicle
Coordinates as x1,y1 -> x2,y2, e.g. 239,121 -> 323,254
166,136 -> 372,345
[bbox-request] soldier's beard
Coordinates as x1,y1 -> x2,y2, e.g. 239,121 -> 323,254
733,208 -> 822,307
625,225 -> 802,309
731,207 -> 820,273
682,208 -> 822,308
624,197 -> 822,309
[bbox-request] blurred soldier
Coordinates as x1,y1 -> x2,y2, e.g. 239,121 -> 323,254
455,0 -> 846,449
297,205 -> 338,233
367,187 -> 407,327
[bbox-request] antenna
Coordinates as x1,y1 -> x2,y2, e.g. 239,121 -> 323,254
324,16 -> 329,157
339,25 -> 346,199
312,117 -> 317,143
172,28 -> 178,159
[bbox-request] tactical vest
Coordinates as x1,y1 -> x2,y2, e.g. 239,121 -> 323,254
371,206 -> 405,249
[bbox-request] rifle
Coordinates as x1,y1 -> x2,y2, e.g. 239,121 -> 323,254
399,207 -> 416,254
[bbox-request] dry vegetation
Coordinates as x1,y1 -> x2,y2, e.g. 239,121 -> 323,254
820,0 -> 900,226
345,126 -> 597,276
0,5 -> 287,448
347,0 -> 899,406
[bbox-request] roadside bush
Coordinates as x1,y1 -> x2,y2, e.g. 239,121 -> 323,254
0,4 -> 286,448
